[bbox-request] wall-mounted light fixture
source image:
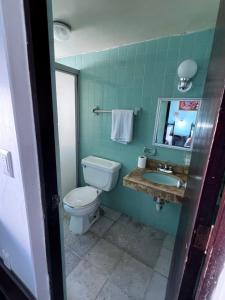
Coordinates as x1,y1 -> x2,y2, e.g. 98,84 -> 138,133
53,21 -> 71,41
177,59 -> 197,92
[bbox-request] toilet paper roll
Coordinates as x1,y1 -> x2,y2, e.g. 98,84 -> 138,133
138,156 -> 147,168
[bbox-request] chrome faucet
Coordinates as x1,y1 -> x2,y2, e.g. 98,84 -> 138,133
157,163 -> 173,174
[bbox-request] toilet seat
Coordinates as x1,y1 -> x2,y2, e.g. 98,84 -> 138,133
63,186 -> 101,209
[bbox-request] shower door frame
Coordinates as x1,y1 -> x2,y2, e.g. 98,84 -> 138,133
55,62 -> 80,192
54,63 -> 80,298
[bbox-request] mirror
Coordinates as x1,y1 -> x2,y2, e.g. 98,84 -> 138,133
153,98 -> 201,150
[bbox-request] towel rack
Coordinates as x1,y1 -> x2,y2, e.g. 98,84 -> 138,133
92,106 -> 141,116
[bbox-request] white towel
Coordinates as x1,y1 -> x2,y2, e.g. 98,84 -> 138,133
111,109 -> 133,144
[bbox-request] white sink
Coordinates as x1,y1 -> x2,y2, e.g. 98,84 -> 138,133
143,171 -> 180,187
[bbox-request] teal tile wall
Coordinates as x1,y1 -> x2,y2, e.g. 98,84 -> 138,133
59,29 -> 214,235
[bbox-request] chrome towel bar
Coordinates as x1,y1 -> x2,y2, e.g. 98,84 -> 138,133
92,106 -> 141,116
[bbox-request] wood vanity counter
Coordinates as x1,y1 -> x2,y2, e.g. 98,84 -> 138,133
123,159 -> 189,204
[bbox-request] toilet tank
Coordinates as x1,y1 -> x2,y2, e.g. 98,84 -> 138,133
81,156 -> 121,191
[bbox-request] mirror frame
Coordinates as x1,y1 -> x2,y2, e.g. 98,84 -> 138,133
153,98 -> 202,151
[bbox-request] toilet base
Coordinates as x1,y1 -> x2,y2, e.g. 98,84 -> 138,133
69,207 -> 100,234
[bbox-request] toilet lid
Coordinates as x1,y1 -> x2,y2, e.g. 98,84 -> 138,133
63,186 -> 100,208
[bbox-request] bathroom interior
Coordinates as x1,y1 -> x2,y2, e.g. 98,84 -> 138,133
50,0 -> 220,299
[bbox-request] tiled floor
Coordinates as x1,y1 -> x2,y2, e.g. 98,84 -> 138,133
63,206 -> 175,300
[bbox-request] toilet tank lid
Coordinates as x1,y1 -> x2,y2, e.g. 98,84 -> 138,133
81,156 -> 121,173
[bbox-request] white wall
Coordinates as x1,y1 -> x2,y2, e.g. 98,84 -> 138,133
0,1 -> 50,299
0,4 -> 36,295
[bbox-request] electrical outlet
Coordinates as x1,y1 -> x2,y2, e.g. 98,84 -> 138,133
0,149 -> 14,177
2,249 -> 11,270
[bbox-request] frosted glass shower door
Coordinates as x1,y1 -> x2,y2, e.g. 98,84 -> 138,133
55,70 -> 78,198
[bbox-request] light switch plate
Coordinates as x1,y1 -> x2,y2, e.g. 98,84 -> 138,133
0,149 -> 14,177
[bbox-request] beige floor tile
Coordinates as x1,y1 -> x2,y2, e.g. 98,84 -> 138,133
110,253 -> 153,300
154,253 -> 172,278
66,230 -> 99,257
85,239 -> 123,275
101,205 -> 122,221
105,217 -> 165,267
162,235 -> 175,251
159,247 -> 173,261
96,281 -> 132,300
65,248 -> 81,276
144,271 -> 167,300
90,216 -> 114,237
66,259 -> 107,300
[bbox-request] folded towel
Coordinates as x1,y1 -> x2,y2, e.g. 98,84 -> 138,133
111,109 -> 133,144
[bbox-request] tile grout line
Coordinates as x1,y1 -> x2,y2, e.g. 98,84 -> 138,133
100,206 -> 122,222
93,279 -> 109,300
66,232 -> 101,259
102,223 -> 154,300
104,250 -> 135,300
102,233 -> 160,270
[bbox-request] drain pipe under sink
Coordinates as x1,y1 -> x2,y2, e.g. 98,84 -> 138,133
154,196 -> 165,211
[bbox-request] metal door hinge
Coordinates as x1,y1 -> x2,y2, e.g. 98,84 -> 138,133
193,224 -> 214,254
52,194 -> 60,210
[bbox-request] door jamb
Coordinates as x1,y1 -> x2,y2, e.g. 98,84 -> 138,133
23,1 -> 64,299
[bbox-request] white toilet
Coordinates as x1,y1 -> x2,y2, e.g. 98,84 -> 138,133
63,156 -> 121,234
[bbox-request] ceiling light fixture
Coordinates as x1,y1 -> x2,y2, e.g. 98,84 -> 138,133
53,21 -> 71,41
177,59 -> 198,93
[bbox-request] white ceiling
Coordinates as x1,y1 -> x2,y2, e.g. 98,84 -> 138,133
52,0 -> 220,58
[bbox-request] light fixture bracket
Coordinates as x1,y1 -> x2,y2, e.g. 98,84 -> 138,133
178,77 -> 192,93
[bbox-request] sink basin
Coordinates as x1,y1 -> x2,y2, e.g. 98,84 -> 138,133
143,172 -> 180,186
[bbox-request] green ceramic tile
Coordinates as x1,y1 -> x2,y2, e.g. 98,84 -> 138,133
58,29 -> 214,235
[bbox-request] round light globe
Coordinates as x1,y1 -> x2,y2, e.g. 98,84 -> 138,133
178,59 -> 197,79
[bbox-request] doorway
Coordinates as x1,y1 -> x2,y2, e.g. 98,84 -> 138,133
21,0 -> 225,300
50,0 -> 223,299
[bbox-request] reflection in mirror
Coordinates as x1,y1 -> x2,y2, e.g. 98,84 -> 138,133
154,99 -> 201,150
